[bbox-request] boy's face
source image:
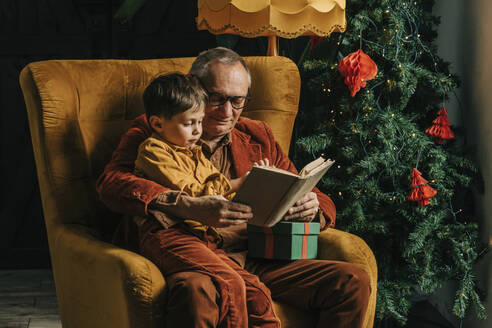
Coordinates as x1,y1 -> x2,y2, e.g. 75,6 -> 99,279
150,105 -> 205,148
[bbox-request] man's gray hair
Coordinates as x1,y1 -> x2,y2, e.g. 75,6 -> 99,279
190,47 -> 251,88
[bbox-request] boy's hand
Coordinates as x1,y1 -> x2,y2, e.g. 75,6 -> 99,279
226,174 -> 248,197
253,158 -> 274,168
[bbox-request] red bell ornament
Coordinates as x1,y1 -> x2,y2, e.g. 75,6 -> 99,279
339,49 -> 378,97
408,168 -> 437,206
425,107 -> 455,144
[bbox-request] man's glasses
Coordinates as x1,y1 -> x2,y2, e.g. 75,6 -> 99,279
207,91 -> 251,110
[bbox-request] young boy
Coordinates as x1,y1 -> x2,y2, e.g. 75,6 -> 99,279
134,72 -> 247,245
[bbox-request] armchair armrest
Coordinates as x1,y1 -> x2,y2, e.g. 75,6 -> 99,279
318,228 -> 376,268
48,223 -> 166,328
318,228 -> 378,328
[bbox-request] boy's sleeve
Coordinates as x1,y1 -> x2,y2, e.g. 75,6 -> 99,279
96,115 -> 169,217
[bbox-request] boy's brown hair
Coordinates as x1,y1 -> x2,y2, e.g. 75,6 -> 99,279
143,73 -> 208,120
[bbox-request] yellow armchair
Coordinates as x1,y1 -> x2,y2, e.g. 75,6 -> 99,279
20,56 -> 377,328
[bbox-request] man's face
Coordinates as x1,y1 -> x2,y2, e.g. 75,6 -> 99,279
202,61 -> 249,140
153,105 -> 205,148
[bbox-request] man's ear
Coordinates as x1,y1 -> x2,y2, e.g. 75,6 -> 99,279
149,115 -> 164,132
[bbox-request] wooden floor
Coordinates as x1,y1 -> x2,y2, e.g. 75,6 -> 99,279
0,269 -> 458,328
0,269 -> 61,328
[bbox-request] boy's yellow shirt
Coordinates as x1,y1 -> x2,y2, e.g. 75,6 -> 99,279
134,133 -> 233,243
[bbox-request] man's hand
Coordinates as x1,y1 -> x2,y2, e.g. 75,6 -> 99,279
154,194 -> 253,228
283,192 -> 319,222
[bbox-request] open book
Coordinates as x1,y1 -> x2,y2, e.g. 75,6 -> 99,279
233,156 -> 334,227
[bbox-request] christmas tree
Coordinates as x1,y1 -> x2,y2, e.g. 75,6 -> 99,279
292,0 -> 487,325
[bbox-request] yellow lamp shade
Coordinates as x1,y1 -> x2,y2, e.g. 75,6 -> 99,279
197,0 -> 346,38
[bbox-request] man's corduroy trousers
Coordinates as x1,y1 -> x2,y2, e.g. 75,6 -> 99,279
140,223 -> 370,328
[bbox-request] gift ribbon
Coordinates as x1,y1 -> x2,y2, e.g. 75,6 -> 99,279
302,222 -> 309,259
263,223 -> 311,259
263,227 -> 274,259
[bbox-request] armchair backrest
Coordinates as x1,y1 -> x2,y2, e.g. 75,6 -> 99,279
20,57 -> 300,231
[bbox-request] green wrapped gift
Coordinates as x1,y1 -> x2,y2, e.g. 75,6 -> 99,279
247,221 -> 320,260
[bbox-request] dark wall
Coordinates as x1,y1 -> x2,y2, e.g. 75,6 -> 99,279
0,0 -> 262,269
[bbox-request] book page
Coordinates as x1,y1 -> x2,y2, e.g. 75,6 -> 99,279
265,163 -> 332,226
299,157 -> 326,177
252,165 -> 298,177
305,158 -> 335,176
233,166 -> 298,226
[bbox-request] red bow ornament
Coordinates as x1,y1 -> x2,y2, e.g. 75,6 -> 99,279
425,107 -> 455,144
339,49 -> 378,97
408,168 -> 437,206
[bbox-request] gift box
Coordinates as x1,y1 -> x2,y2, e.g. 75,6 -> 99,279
247,221 -> 320,260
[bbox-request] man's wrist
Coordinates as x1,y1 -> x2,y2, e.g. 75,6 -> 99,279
151,190 -> 185,208
314,210 -> 327,229
150,191 -> 194,218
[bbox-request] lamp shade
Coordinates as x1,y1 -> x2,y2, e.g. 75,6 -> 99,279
197,0 -> 346,38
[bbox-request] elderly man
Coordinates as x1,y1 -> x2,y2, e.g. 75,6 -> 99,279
97,47 -> 370,328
